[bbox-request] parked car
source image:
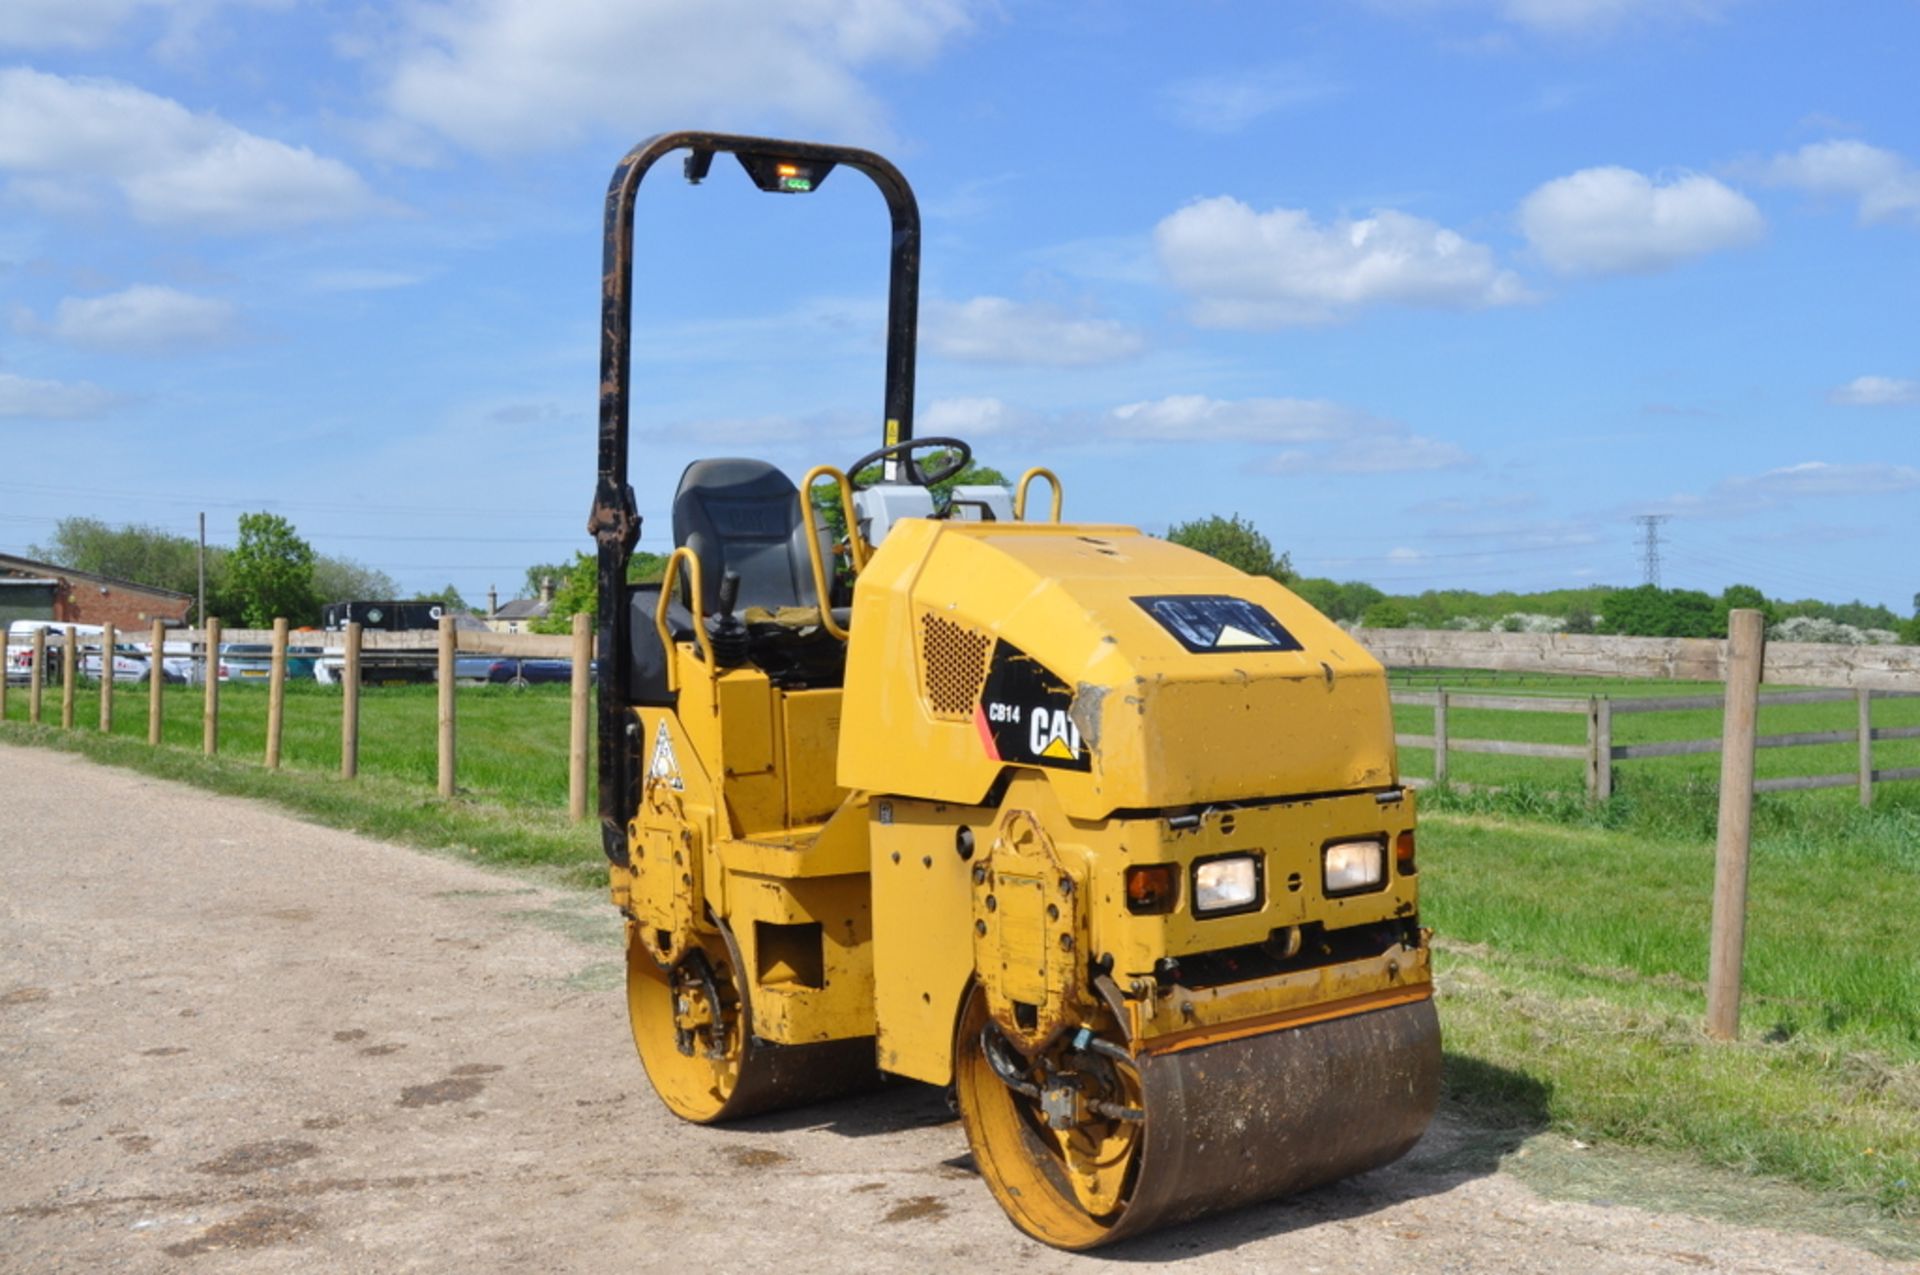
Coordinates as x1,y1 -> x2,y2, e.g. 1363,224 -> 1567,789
5,621 -> 150,684
217,643 -> 322,683
459,656 -> 574,686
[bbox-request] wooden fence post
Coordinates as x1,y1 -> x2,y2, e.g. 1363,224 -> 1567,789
266,617 -> 289,770
0,626 -> 8,724
569,612 -> 592,822
1432,689 -> 1449,787
100,622 -> 116,733
1587,696 -> 1613,802
437,614 -> 456,798
60,625 -> 77,729
341,622 -> 361,779
1707,608 -> 1765,1041
29,627 -> 45,725
1857,688 -> 1873,809
203,618 -> 221,756
148,619 -> 165,745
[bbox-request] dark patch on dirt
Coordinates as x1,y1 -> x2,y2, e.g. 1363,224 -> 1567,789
332,1029 -> 368,1043
851,1181 -> 886,1194
726,1146 -> 791,1169
178,1007 -> 199,1017
194,1139 -> 321,1177
883,1195 -> 948,1224
2,985 -> 50,1006
162,1205 -> 316,1257
263,908 -> 313,923
358,1043 -> 405,1057
140,1046 -> 189,1057
398,1077 -> 485,1108
117,1134 -> 154,1153
449,1063 -> 503,1076
56,1095 -> 87,1108
301,1116 -> 344,1131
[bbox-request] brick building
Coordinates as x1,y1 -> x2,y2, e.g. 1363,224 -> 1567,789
0,553 -> 193,629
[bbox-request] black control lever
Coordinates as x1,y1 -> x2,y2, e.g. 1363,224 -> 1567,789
711,570 -> 750,668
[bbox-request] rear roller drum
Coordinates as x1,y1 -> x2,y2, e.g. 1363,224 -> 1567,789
954,983 -> 1442,1249
626,926 -> 878,1124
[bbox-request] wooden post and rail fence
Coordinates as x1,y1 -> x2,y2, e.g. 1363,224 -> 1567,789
1361,616 -> 1920,1040
7,610 -> 1920,1040
1,615 -> 595,823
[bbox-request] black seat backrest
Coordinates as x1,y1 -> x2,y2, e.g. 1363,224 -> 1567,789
671,458 -> 820,615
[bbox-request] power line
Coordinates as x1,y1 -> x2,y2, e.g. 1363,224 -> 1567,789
1632,514 -> 1670,587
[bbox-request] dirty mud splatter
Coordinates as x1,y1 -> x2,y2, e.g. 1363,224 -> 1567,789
194,1140 -> 320,1177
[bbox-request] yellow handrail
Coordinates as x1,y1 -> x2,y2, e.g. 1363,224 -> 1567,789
654,547 -> 714,691
1015,467 -> 1062,522
798,465 -> 863,641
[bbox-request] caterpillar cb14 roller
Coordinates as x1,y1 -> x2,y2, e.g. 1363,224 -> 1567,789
588,131 -> 1440,1249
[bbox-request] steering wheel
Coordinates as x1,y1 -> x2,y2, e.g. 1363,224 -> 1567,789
845,436 -> 972,491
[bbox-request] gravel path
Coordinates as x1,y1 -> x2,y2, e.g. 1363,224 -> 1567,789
1,742 -> 1911,1274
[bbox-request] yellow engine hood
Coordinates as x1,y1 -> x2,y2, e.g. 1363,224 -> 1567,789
836,519 -> 1398,818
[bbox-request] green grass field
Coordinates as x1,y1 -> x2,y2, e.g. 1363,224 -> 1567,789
4,670 -> 1917,1233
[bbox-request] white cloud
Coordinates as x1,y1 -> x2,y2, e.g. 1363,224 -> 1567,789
1269,434 -> 1472,474
1108,395 -> 1378,443
1829,376 -> 1919,408
1161,64 -> 1337,133
1155,196 -> 1529,326
1764,140 -> 1920,227
1499,0 -> 1736,34
1367,0 -> 1738,37
922,396 -> 1024,437
1518,166 -> 1763,275
1650,460 -> 1920,518
883,392 -> 1475,476
925,297 -> 1145,367
0,372 -> 122,419
0,68 -> 375,230
1721,461 -> 1920,501
32,285 -> 238,353
0,0 -> 289,52
380,0 -> 976,154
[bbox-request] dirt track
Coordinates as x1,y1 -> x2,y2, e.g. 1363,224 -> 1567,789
1,743 -> 1911,1274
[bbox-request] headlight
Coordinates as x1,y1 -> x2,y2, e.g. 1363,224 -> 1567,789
1192,854 -> 1260,916
1323,840 -> 1385,895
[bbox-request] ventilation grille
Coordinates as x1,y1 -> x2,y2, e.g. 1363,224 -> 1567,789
921,613 -> 991,718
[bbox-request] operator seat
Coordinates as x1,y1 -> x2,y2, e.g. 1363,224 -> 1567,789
670,458 -> 828,615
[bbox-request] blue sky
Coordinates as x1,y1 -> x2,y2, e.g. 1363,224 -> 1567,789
1,0 -> 1916,612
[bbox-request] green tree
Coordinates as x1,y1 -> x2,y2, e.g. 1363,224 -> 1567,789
227,512 -> 317,627
413,584 -> 470,612
1599,585 -> 1720,638
1360,600 -> 1410,628
521,562 -> 571,600
311,554 -> 399,605
530,551 -> 670,634
1166,513 -> 1293,581
1564,603 -> 1597,634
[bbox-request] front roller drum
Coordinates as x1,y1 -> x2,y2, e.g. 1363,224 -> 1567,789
955,987 -> 1441,1249
627,928 -> 876,1124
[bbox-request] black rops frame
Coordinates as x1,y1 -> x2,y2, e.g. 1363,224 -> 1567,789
587,130 -> 922,866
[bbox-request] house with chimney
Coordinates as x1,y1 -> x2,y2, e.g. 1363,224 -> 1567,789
484,577 -> 555,634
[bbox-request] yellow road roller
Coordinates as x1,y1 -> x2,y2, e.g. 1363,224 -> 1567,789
587,131 -> 1440,1249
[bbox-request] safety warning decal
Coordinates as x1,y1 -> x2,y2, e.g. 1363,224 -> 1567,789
1132,595 -> 1303,655
647,718 -> 685,790
973,640 -> 1092,772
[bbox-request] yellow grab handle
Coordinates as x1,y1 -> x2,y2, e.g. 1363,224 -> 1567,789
1015,467 -> 1063,522
654,547 -> 714,691
799,465 -> 863,641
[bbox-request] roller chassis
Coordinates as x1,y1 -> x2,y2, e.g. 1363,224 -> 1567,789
590,130 -> 1439,1249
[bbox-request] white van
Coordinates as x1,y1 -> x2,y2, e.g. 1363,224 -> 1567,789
2,621 -> 202,685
